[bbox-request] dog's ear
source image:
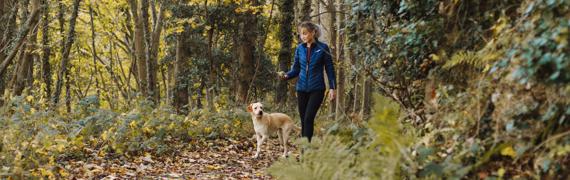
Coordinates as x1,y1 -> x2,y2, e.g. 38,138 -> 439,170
247,104 -> 253,112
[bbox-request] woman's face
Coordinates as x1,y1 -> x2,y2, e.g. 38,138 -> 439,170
299,27 -> 316,44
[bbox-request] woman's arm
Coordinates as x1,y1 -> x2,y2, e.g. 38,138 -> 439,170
324,45 -> 336,89
285,47 -> 301,80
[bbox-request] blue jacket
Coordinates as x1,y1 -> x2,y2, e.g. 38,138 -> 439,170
286,40 -> 336,92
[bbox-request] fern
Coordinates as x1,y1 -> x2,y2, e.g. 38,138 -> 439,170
442,50 -> 481,70
268,94 -> 415,179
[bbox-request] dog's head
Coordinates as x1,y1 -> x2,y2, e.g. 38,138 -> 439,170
247,102 -> 264,117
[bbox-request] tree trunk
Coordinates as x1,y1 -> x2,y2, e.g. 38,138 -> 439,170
149,1 -> 163,104
173,33 -> 189,114
0,2 -> 39,94
140,0 -> 158,105
276,0 -> 294,108
302,0 -> 311,21
89,1 -> 101,98
13,0 -> 41,96
237,0 -> 258,104
41,0 -> 52,100
129,0 -> 148,98
204,0 -> 215,110
335,0 -> 346,121
52,0 -> 81,106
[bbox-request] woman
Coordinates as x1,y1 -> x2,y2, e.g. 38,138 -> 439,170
280,21 -> 336,142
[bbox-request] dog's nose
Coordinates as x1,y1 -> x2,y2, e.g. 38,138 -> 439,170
259,111 -> 263,115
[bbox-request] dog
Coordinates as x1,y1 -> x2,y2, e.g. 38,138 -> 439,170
247,102 -> 299,158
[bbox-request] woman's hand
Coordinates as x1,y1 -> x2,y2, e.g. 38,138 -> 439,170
328,89 -> 336,101
278,71 -> 287,80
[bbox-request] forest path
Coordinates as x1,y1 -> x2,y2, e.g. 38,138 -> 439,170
63,137 -> 295,179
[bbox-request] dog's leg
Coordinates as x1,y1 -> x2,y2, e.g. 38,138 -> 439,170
254,134 -> 267,159
282,127 -> 291,157
254,134 -> 262,158
277,129 -> 284,145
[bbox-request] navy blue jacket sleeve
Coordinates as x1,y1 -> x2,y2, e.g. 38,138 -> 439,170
324,45 -> 336,89
286,47 -> 300,79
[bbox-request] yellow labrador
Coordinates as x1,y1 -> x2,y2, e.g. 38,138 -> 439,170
247,102 -> 298,158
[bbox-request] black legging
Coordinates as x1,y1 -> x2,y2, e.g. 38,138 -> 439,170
297,90 -> 325,142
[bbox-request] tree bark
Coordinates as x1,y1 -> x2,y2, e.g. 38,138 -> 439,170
173,33 -> 189,114
128,0 -> 148,98
141,0 -> 159,105
301,0 -> 311,21
52,0 -> 81,106
335,0 -> 346,121
276,0 -> 294,108
41,0 -> 52,100
237,0 -> 258,104
89,1 -> 101,98
0,2 -> 39,93
13,0 -> 41,96
149,1 -> 163,104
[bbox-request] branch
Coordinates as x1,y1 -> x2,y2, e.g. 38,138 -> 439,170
0,7 -> 41,78
310,10 -> 347,18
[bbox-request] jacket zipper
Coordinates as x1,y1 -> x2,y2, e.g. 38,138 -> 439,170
306,46 -> 311,90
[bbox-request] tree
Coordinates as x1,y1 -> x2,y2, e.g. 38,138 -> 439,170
52,0 -> 81,107
301,0 -> 311,21
237,0 -> 259,104
173,32 -> 189,114
276,0 -> 294,107
13,0 -> 41,95
129,0 -> 149,100
0,0 -> 39,96
41,0 -> 52,100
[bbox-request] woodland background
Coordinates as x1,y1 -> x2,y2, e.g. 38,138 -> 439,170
0,0 -> 569,179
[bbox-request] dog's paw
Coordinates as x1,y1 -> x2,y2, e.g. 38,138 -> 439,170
252,154 -> 259,159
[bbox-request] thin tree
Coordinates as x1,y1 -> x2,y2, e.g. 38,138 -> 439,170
276,0 -> 294,108
237,0 -> 258,104
13,0 -> 41,95
301,0 -> 311,21
128,0 -> 149,99
52,0 -> 81,107
173,32 -> 189,114
41,0 -> 52,100
0,1 -> 40,94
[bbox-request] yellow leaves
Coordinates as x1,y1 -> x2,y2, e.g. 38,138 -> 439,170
235,4 -> 267,15
204,127 -> 213,134
129,120 -> 138,128
206,165 -> 222,170
491,17 -> 509,35
233,119 -> 241,127
429,54 -> 441,62
35,168 -> 55,179
191,120 -> 199,126
143,126 -> 154,134
59,168 -> 70,178
497,167 -> 506,177
500,145 -> 517,158
26,95 -> 34,102
101,131 -> 109,141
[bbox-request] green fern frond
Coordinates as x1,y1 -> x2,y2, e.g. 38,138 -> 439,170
442,51 -> 481,70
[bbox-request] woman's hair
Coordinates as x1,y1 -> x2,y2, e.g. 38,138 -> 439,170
298,21 -> 321,39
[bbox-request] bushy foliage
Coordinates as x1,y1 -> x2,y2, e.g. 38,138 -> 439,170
493,0 -> 570,83
269,94 -> 415,179
0,95 -> 253,178
287,0 -> 570,179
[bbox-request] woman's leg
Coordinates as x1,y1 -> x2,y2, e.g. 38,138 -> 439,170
302,90 -> 325,142
297,91 -> 310,139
